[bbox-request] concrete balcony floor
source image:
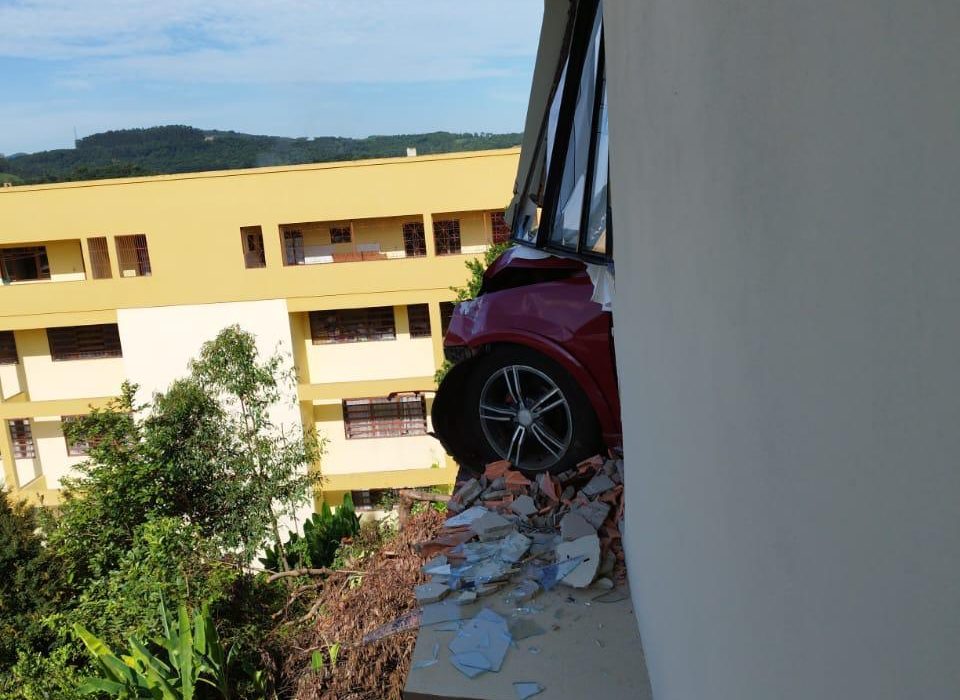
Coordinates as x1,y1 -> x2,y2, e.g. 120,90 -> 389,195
404,583 -> 651,700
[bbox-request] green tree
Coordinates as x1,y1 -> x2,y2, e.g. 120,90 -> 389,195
189,325 -> 324,569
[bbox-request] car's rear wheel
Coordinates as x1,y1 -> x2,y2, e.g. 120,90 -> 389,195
464,346 -> 600,475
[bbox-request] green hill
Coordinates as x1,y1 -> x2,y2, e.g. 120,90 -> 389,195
0,126 -> 522,185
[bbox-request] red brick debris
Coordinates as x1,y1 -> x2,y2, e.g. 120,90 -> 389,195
419,452 -> 627,580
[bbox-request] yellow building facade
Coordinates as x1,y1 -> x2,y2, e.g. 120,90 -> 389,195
0,148 -> 520,509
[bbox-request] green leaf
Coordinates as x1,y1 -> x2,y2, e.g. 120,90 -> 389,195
328,643 -> 340,668
178,604 -> 195,700
311,650 -> 324,672
77,677 -> 128,695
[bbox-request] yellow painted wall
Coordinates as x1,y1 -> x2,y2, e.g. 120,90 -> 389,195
313,399 -> 448,476
0,150 -> 519,325
299,305 -> 437,384
0,150 -> 519,504
16,329 -> 125,401
0,239 -> 86,284
433,210 -> 492,254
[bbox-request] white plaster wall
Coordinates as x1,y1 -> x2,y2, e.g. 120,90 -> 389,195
117,299 -> 300,429
0,364 -> 22,399
32,415 -> 86,490
605,2 -> 960,698
306,336 -> 435,384
14,456 -> 40,487
117,299 -> 310,525
22,355 -> 124,401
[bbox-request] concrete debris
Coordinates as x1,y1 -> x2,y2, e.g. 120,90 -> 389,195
560,511 -> 596,541
411,452 -> 628,687
453,478 -> 483,506
582,473 -> 616,497
449,608 -> 512,677
444,505 -> 489,528
510,494 -> 538,517
555,534 -> 601,588
471,511 -> 514,541
514,682 -> 546,699
415,582 -> 450,604
575,499 -> 611,530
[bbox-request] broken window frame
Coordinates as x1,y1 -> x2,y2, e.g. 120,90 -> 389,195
510,0 -> 612,265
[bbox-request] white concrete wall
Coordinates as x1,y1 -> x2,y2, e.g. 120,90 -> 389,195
605,2 -> 960,699
0,363 -> 22,399
117,299 -> 300,428
33,415 -> 86,490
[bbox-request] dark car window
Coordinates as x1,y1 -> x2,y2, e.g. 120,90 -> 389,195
511,0 -> 610,264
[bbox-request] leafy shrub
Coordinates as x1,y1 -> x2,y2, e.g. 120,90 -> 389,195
260,496 -> 360,572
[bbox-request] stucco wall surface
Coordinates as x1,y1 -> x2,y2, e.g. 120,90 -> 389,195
605,1 -> 960,698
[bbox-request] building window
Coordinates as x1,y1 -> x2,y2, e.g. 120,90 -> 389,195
350,488 -> 395,510
330,226 -> 352,244
440,302 -> 456,336
241,226 -> 266,269
407,304 -> 432,338
47,324 -> 122,361
309,307 -> 396,344
87,237 -> 112,279
402,222 -> 427,258
490,211 -> 511,245
0,246 -> 50,283
61,415 -> 92,456
343,394 -> 428,439
115,234 -> 152,277
8,419 -> 35,459
433,219 -> 462,255
283,230 -> 305,265
0,331 -> 17,364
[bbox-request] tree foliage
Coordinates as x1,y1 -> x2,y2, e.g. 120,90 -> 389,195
1,325 -> 324,699
3,126 -> 522,184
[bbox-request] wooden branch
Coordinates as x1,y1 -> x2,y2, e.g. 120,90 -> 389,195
266,567 -> 364,583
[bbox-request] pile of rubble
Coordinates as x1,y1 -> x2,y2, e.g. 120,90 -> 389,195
408,453 -> 626,684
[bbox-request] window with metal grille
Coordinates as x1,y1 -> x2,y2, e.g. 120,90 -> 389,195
490,211 -> 511,244
433,219 -> 462,255
61,415 -> 93,456
0,331 -> 17,364
47,324 -> 122,361
309,307 -> 396,344
115,234 -> 151,277
283,230 -> 305,265
240,226 -> 266,268
350,488 -> 396,510
330,226 -> 352,244
440,302 -> 456,336
407,304 -> 432,338
402,222 -> 427,257
87,237 -> 112,279
0,246 -> 50,282
343,395 -> 428,439
8,419 -> 35,459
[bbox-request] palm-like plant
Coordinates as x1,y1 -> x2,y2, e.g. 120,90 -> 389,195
74,599 -> 232,699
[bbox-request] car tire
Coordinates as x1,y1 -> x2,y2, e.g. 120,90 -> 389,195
462,345 -> 601,476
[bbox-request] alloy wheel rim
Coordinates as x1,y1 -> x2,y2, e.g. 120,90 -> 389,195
478,364 -> 573,471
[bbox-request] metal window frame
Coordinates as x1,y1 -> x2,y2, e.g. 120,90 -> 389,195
433,219 -> 462,256
47,324 -> 123,362
342,394 -> 428,440
0,331 -> 17,365
309,306 -> 397,345
8,418 -> 36,459
407,304 -> 433,338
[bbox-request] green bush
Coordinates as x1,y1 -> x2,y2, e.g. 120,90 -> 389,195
259,496 -> 361,572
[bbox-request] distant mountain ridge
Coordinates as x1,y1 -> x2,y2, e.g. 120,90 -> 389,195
0,125 -> 522,185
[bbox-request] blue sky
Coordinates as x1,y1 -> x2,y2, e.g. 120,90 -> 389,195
0,1 -> 543,155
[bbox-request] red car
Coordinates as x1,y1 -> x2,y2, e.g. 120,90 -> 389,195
432,0 -> 615,475
431,248 -> 619,475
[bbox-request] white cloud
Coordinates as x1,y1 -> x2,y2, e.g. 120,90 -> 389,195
0,0 -> 543,84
